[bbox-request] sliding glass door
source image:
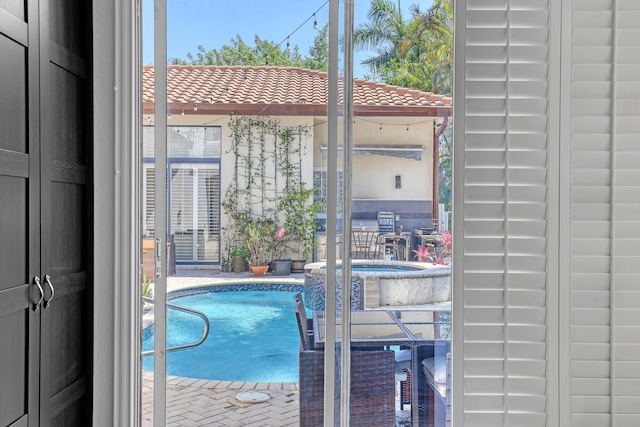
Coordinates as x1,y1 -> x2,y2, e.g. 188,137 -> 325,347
141,1 -> 453,425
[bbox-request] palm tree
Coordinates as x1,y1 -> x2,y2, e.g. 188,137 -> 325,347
421,0 -> 453,95
353,0 -> 410,76
354,0 -> 453,95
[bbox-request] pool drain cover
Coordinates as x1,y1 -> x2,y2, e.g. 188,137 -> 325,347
236,391 -> 270,404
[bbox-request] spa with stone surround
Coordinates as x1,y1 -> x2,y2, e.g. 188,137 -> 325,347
303,260 -> 451,310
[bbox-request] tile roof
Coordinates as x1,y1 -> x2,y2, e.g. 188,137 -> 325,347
142,65 -> 451,117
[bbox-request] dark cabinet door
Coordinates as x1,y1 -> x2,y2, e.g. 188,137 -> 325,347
0,2 -> 42,426
39,0 -> 92,425
0,0 -> 92,426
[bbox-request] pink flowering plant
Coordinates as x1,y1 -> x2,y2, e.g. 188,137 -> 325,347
244,219 -> 288,265
413,230 -> 452,265
413,244 -> 436,263
436,230 -> 452,264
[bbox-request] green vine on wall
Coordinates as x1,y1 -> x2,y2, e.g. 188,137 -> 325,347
223,116 -> 319,261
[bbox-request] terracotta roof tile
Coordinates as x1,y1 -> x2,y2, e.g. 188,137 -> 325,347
142,65 -> 452,116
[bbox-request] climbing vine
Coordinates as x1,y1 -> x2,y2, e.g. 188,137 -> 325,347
223,116 -> 319,261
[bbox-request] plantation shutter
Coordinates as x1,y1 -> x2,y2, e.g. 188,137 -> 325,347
569,2 -> 640,426
454,0 -> 558,425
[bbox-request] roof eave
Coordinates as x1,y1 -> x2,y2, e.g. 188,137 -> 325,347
144,102 -> 452,118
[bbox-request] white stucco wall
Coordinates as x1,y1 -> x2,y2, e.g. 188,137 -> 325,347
313,117 -> 436,200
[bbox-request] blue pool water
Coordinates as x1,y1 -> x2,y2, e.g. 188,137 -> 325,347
143,290 -> 301,382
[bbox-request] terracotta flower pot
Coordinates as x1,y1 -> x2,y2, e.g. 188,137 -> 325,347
250,264 -> 269,276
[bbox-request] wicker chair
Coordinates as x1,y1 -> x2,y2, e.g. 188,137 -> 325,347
299,349 -> 396,427
293,293 -> 314,350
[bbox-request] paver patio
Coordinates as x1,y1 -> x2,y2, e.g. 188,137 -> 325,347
143,268 -> 303,426
142,371 -> 300,427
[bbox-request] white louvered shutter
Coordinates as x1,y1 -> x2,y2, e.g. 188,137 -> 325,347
454,0 -> 556,425
569,1 -> 640,426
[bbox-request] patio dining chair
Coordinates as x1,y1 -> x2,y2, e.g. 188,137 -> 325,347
351,229 -> 378,259
299,349 -> 396,426
293,293 -> 314,351
377,225 -> 408,260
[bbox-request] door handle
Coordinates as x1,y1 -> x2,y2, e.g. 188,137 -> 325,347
44,274 -> 55,308
33,276 -> 44,311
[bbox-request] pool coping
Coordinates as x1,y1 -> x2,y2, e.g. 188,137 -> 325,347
143,370 -> 300,391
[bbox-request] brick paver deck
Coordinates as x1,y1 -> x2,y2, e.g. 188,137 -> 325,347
142,372 -> 300,426
144,269 -> 303,426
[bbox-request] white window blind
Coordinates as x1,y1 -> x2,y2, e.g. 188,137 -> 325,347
145,163 -> 221,262
569,1 -> 640,426
455,0 -> 555,425
170,163 -> 220,262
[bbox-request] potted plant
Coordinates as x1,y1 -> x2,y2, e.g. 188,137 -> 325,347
245,219 -> 277,275
412,244 -> 436,263
220,226 -> 233,272
271,226 -> 292,275
279,182 -> 319,273
435,230 -> 452,265
220,257 -> 232,272
230,247 -> 249,272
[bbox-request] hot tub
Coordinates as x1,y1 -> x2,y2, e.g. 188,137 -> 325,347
304,260 -> 451,310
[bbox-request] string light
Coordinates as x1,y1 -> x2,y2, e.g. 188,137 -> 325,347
379,123 -> 382,131
181,105 -> 184,115
167,112 -> 171,119
271,1 -> 328,55
209,95 -> 214,104
194,102 -> 198,112
406,124 -> 409,132
286,37 -> 290,51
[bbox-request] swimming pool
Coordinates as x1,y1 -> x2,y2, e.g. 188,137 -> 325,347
142,289 -> 303,382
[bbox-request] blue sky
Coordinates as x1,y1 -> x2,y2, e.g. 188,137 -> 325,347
143,0 -> 429,79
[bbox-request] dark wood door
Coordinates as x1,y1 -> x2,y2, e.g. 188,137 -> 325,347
0,0 -> 92,426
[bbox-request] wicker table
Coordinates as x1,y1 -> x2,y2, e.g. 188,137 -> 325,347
313,310 -> 451,426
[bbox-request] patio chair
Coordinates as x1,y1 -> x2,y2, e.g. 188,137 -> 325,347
299,348 -> 396,426
351,229 -> 378,259
395,348 -> 412,410
293,293 -> 314,351
421,352 -> 452,427
377,225 -> 408,260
